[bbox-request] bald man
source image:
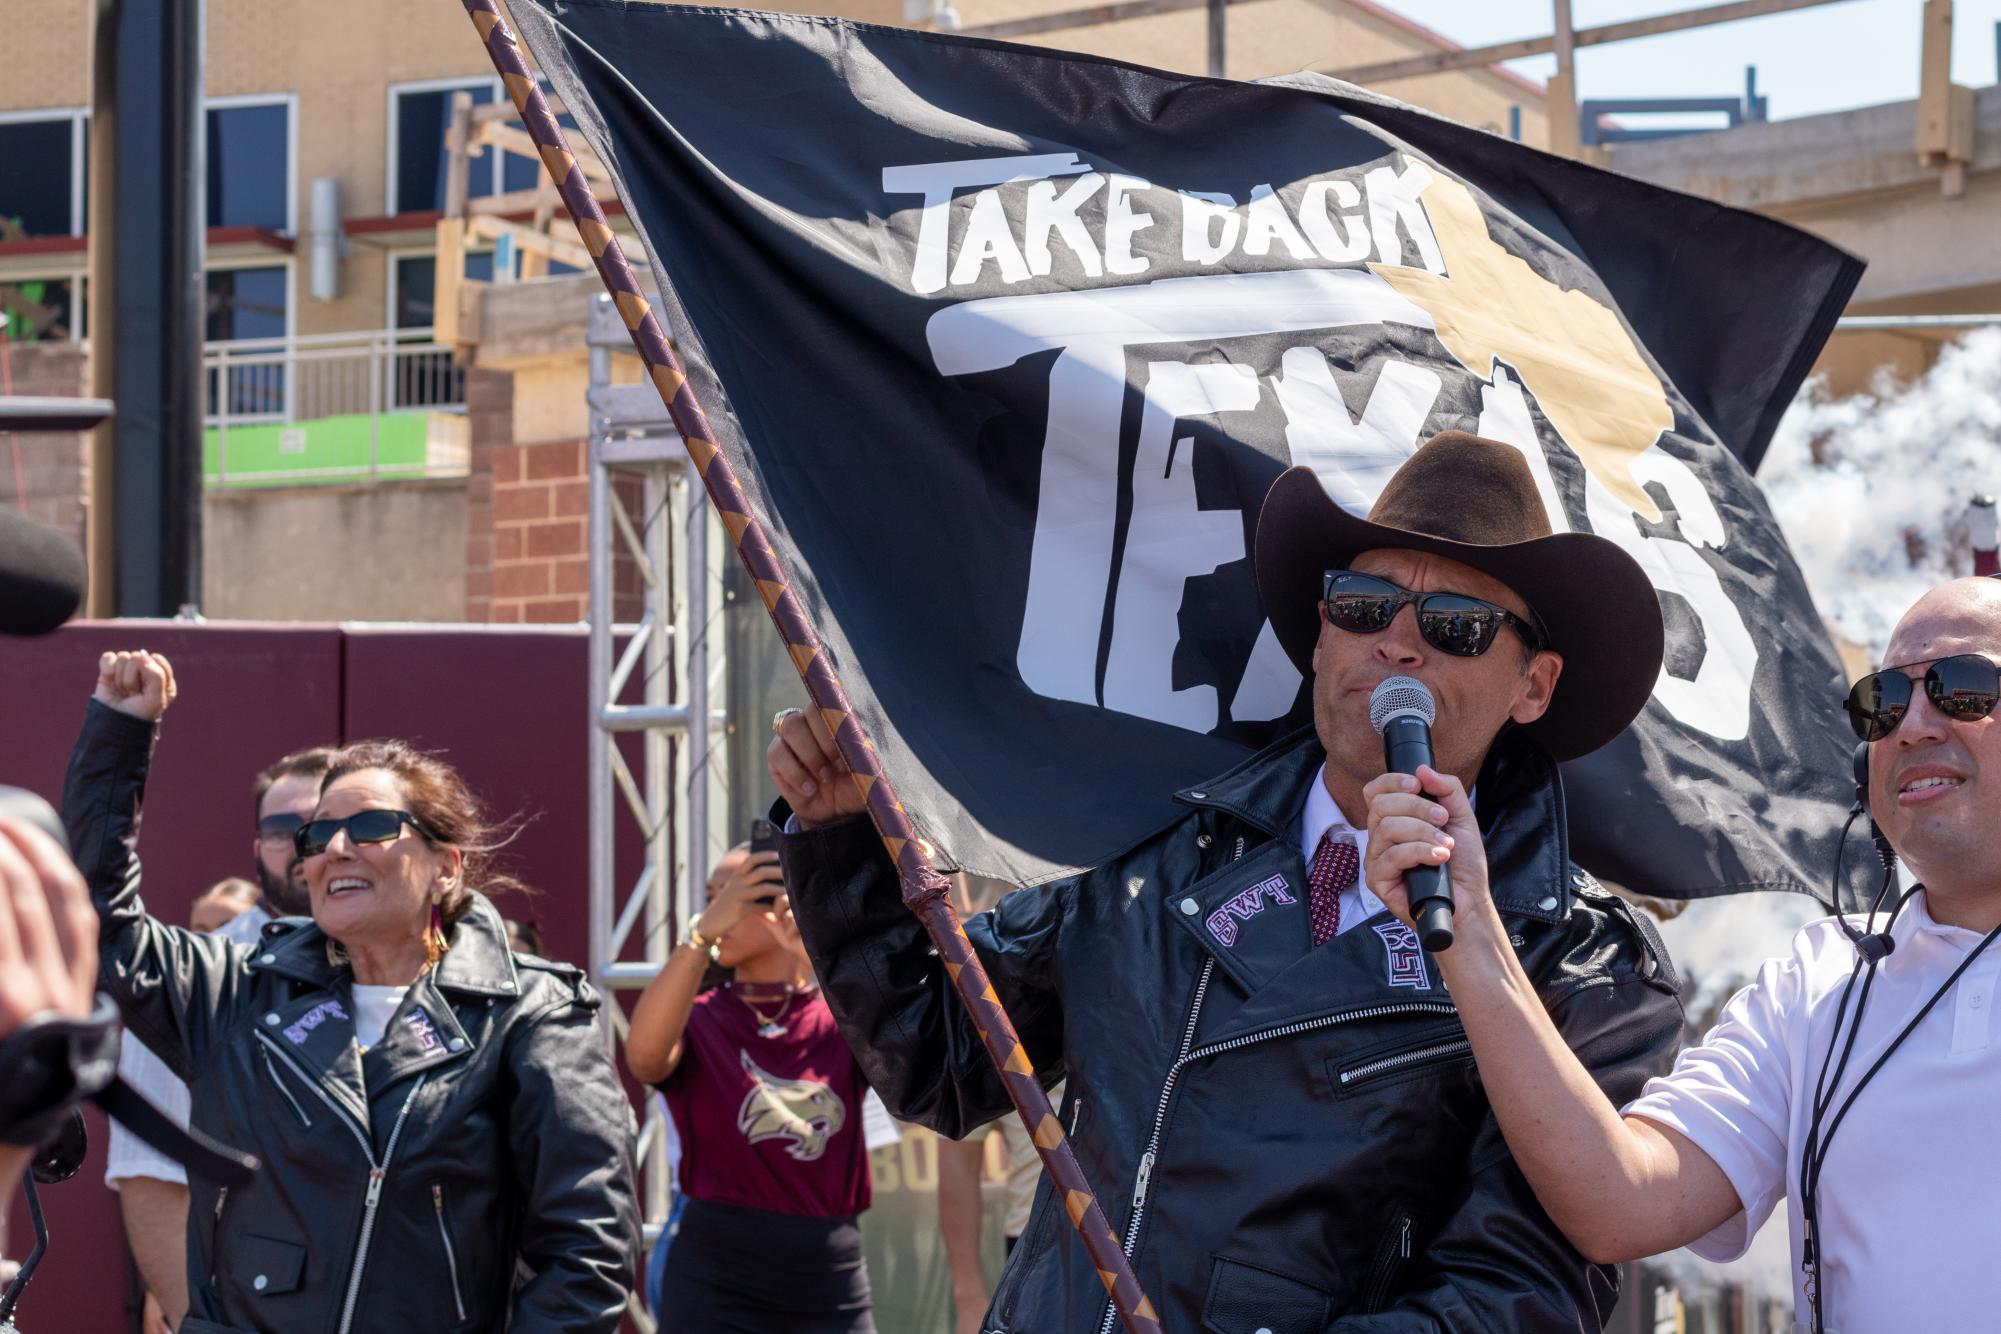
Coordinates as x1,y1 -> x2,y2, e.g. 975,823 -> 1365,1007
1365,578 -> 2001,1333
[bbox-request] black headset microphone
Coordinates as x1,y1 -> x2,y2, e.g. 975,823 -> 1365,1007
1369,677 -> 1454,951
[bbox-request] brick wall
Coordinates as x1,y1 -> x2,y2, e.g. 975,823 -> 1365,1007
1,340 -> 91,555
464,365 -> 643,624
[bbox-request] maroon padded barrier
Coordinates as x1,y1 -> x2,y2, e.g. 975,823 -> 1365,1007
0,621 -> 645,1332
339,624 -> 596,974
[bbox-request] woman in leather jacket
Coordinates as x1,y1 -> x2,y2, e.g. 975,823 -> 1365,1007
63,650 -> 639,1334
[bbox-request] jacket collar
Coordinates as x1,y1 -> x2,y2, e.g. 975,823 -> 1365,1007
1173,723 -> 1572,924
248,892 -> 523,997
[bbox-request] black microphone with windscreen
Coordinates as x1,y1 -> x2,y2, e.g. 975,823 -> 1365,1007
0,509 -> 87,637
1368,676 -> 1454,951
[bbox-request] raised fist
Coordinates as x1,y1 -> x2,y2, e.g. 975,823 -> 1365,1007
93,650 -> 177,723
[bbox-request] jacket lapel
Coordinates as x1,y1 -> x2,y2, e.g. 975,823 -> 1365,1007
360,895 -> 520,1094
360,975 -> 474,1093
253,986 -> 372,1132
1164,837 -> 1313,1000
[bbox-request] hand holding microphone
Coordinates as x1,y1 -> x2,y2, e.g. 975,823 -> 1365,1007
1364,677 -> 1488,953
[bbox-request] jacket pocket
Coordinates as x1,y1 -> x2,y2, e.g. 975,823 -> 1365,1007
1330,1034 -> 1472,1097
1357,1211 -> 1414,1313
229,1232 -> 307,1298
432,1183 -> 470,1324
1200,1255 -> 1332,1334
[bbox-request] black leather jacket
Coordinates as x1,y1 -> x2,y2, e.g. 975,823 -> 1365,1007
784,725 -> 1683,1334
63,701 -> 639,1334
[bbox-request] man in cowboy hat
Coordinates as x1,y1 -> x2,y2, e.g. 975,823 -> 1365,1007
770,430 -> 1685,1332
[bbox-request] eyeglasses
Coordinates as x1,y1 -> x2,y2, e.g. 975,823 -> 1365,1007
1845,653 -> 2001,741
256,812 -> 305,845
294,809 -> 433,859
1321,570 -> 1545,659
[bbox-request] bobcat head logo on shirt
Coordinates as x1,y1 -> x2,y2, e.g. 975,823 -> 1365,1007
736,1049 -> 848,1162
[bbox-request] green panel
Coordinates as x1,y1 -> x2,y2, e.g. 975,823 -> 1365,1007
203,412 -> 439,488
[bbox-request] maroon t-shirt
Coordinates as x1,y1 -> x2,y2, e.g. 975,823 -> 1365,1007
660,986 -> 873,1218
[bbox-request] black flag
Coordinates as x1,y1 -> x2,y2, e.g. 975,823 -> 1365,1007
514,1 -> 1869,903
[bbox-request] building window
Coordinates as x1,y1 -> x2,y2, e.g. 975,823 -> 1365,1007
388,251 -> 494,409
207,98 -> 293,232
207,264 -> 290,417
390,250 -> 495,329
388,78 -> 575,216
393,81 -> 496,215
0,275 -> 83,342
0,112 -> 86,239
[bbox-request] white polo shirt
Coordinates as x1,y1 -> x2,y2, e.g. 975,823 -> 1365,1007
1624,891 -> 2001,1333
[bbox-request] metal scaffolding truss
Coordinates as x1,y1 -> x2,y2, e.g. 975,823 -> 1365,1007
584,292 -> 726,1326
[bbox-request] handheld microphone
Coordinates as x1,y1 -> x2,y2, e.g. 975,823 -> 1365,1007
0,509 -> 87,637
1369,677 -> 1453,951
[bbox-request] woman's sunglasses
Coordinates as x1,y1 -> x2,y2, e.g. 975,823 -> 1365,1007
1322,571 -> 1545,659
1846,653 -> 2001,742
294,808 -> 433,858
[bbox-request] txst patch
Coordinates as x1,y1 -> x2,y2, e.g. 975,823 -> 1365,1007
1373,921 -> 1431,989
283,998 -> 348,1045
1205,873 -> 1297,947
405,1008 -> 446,1056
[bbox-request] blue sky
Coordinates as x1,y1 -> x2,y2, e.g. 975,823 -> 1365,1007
1382,0 -> 2001,122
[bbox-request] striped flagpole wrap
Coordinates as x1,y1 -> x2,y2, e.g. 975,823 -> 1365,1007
459,3 -> 1162,1329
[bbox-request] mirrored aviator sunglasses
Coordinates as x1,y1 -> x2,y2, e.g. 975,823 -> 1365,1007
1321,570 -> 1543,658
1846,653 -> 2001,742
293,808 -> 427,858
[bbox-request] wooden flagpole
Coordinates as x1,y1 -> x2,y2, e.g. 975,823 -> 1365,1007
457,3 -> 1161,1329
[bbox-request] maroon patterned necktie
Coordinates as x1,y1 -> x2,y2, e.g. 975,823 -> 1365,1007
1308,832 -> 1359,947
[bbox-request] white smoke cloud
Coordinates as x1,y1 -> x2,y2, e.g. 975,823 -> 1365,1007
1758,327 -> 2001,659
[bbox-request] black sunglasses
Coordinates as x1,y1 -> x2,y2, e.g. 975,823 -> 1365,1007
294,809 -> 434,858
1846,653 -> 2001,742
256,812 -> 305,844
1322,570 -> 1545,659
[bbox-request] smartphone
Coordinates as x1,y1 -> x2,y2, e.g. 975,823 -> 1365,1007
746,818 -> 782,905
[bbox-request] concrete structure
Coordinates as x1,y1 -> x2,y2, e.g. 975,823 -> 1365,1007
1609,85 -> 2001,394
201,477 -> 469,620
965,0 -> 1547,145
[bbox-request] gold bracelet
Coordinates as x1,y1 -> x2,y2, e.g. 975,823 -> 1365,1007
678,920 -> 713,955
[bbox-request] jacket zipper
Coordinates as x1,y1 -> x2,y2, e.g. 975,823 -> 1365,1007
1096,986 -> 1456,1334
207,1185 -> 233,1285
1361,1212 -> 1414,1311
258,1043 -> 314,1127
433,1184 -> 468,1323
254,1032 -> 426,1334
1336,1037 -> 1472,1089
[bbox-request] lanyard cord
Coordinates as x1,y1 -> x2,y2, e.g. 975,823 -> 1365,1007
1798,884 -> 2001,1334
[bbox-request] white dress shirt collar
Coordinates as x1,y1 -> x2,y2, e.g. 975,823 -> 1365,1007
1299,763 -> 1385,934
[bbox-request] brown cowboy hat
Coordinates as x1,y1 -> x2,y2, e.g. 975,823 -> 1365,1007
1254,430 -> 1664,761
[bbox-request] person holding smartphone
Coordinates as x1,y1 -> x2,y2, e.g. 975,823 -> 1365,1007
626,836 -> 876,1333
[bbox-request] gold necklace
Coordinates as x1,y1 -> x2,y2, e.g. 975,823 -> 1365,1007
737,989 -> 795,1038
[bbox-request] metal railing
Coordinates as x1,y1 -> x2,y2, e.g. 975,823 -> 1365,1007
202,327 -> 470,487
